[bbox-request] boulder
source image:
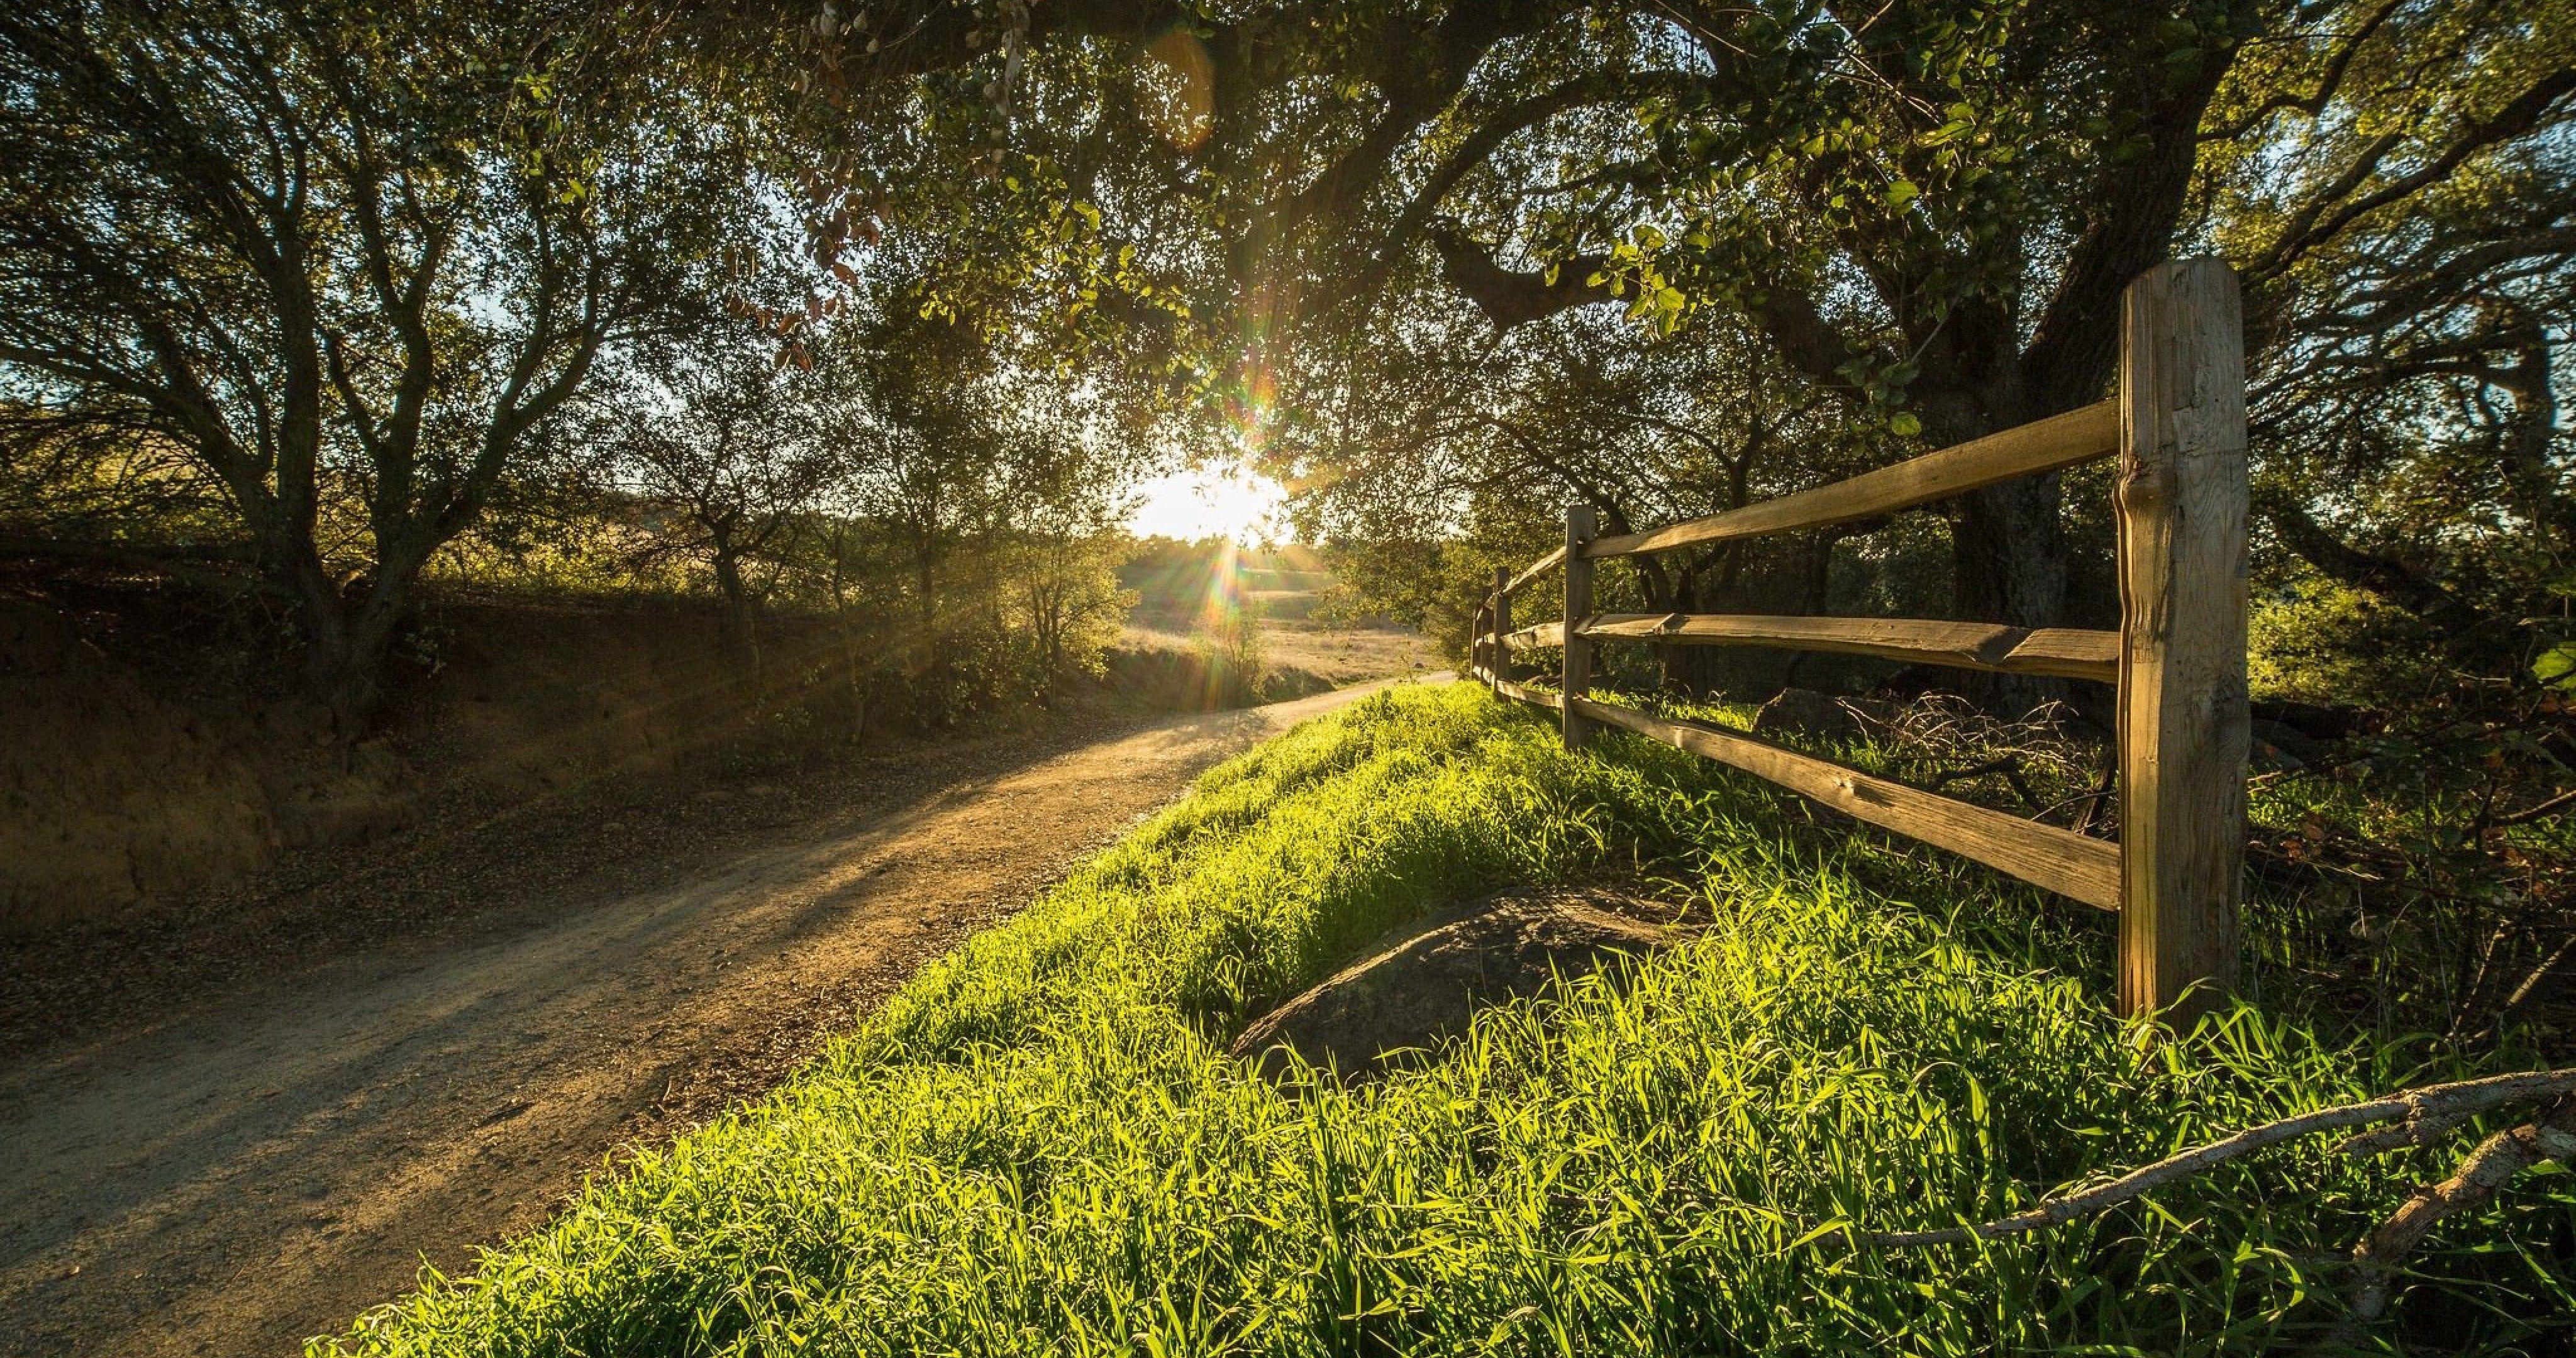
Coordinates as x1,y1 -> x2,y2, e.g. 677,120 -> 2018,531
1230,887 -> 1682,1079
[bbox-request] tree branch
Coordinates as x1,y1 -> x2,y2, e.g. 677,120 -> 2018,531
2253,66 -> 2576,284
2339,1094 -> 2576,1329
1428,223 -> 1611,329
1850,1066 -> 2576,1250
2258,495 -> 2496,639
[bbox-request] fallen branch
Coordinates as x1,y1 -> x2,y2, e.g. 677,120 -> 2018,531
2493,933 -> 2576,1030
1924,754 -> 2040,812
2038,754 -> 2118,836
1853,1066 -> 2576,1249
2490,787 -> 2576,827
0,534 -> 280,597
2338,1093 -> 2576,1332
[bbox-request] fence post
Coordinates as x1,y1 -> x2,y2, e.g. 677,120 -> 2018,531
2115,257 -> 2250,1024
1471,602 -> 1490,680
1492,567 -> 1513,688
1562,504 -> 1597,750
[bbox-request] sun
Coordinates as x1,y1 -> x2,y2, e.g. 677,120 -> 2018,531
1126,463 -> 1287,544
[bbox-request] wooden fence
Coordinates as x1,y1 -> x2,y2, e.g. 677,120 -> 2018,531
1468,258 -> 2249,1020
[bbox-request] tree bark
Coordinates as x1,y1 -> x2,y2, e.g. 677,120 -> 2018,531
294,568 -> 404,738
710,536 -> 763,687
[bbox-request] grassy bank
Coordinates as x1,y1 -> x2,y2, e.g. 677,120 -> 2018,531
319,683 -> 2573,1356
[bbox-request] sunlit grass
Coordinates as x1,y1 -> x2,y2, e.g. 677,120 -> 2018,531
316,682 -> 2575,1357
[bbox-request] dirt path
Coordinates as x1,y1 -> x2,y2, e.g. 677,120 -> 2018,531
0,677 -> 1437,1358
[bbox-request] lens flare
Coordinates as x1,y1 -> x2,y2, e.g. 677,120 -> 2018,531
1193,538 -> 1255,709
1143,26 -> 1213,152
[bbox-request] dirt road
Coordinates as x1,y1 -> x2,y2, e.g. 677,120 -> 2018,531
0,677 -> 1436,1358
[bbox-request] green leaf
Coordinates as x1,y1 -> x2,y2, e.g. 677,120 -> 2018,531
2533,641 -> 2576,690
1889,412 -> 1923,438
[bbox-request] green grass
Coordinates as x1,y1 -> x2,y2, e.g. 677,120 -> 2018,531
318,682 -> 2575,1357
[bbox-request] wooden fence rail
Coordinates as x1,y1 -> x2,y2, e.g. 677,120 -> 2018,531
1468,258 -> 2249,1022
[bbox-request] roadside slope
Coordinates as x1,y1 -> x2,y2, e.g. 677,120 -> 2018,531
311,682 -> 2573,1358
0,676 -> 1439,1358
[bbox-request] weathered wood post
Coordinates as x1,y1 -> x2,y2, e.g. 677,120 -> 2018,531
2115,257 -> 2250,1022
1562,504 -> 1597,750
1491,567 -> 1513,688
1471,602 -> 1490,680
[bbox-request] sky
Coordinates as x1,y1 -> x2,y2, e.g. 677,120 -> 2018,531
1126,463 -> 1290,543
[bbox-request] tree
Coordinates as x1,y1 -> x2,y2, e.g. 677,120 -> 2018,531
819,0 -> 2569,704
0,0 -> 772,728
2202,0 -> 2576,680
813,305 -> 1019,643
1002,444 -> 1140,695
1281,295 -> 1879,689
592,334 -> 840,679
1006,526 -> 1135,693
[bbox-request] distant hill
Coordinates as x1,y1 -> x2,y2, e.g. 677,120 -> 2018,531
1121,538 -> 1333,624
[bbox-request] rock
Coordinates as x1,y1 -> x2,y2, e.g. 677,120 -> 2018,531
1230,887 -> 1682,1079
0,599 -> 105,677
1258,667 -> 1335,702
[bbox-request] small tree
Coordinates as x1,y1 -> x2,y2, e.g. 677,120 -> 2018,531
594,337 -> 839,681
1009,533 -> 1133,693
812,307 -> 1017,641
0,1 -> 769,728
1004,486 -> 1137,695
1200,600 -> 1266,706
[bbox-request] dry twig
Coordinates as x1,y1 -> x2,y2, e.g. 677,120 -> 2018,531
1925,754 -> 2039,810
1845,1067 -> 2576,1250
2490,787 -> 2576,827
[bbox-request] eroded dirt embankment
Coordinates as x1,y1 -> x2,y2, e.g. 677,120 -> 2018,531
1,593 -> 841,934
0,676 -> 1438,1358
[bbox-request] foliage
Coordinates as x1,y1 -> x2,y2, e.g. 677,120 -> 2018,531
316,683 -> 2573,1357
821,0 -> 2572,696
2202,0 -> 2576,701
1004,529 -> 1136,692
0,0 -> 784,724
584,327 -> 841,671
1194,603 -> 1266,705
4,9 -> 2571,1344
11,0 -> 2565,727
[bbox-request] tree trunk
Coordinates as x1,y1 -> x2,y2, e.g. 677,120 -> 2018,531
1646,572 -> 1726,697
1779,529 -> 1843,690
1944,474 -> 2072,712
1951,473 -> 2068,628
711,545 -> 762,688
295,571 -> 403,738
914,539 -> 938,634
826,537 -> 872,739
301,612 -> 375,737
1043,605 -> 1065,699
